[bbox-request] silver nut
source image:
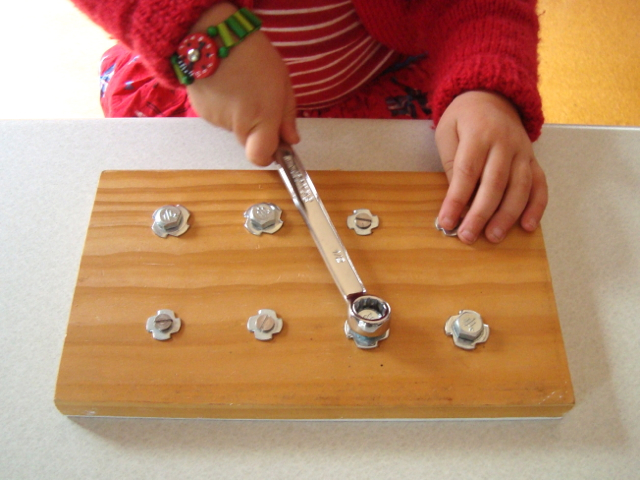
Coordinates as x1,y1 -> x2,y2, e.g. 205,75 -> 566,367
347,209 -> 379,235
247,309 -> 283,341
152,205 -> 191,238
146,309 -> 182,340
244,203 -> 284,236
444,310 -> 489,350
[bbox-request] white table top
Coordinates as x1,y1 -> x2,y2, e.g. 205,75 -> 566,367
1,118 -> 639,479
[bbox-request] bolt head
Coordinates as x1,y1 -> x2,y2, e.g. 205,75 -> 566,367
444,310 -> 489,350
453,311 -> 484,341
154,206 -> 183,231
244,203 -> 283,235
146,309 -> 181,341
355,213 -> 373,229
152,205 -> 190,238
347,209 -> 379,235
247,309 -> 283,340
255,314 -> 276,333
154,313 -> 174,332
249,204 -> 277,229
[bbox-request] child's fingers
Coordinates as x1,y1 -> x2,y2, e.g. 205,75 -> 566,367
279,89 -> 300,146
456,146 -> 513,244
438,136 -> 488,232
482,153 -> 533,243
520,157 -> 548,232
434,120 -> 459,184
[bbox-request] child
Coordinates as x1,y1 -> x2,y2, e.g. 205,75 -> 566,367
75,0 -> 547,245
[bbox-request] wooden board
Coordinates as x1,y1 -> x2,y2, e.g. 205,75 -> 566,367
55,170 -> 574,419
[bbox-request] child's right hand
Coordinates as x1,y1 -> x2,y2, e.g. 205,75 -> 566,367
185,3 -> 299,166
435,91 -> 548,244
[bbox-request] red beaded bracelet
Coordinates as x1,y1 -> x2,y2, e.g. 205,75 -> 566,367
171,8 -> 262,85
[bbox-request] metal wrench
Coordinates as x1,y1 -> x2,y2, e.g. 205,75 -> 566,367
274,144 -> 391,349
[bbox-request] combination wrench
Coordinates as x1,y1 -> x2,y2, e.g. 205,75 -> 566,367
274,144 -> 391,349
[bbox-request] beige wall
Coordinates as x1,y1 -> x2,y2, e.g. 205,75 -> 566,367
0,2 -> 114,119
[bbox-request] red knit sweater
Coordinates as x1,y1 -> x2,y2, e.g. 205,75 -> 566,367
71,0 -> 543,140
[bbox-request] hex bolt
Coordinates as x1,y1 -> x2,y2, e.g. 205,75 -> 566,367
146,309 -> 182,341
444,310 -> 489,350
247,309 -> 283,341
453,311 -> 484,341
244,203 -> 284,235
155,206 -> 182,231
347,209 -> 379,235
152,205 -> 191,238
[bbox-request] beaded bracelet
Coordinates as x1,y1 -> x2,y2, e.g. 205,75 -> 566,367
171,7 -> 262,85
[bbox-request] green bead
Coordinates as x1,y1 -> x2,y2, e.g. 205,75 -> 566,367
171,54 -> 194,85
217,22 -> 234,47
206,26 -> 218,37
240,8 -> 262,28
234,11 -> 254,32
218,46 -> 229,58
226,16 -> 248,39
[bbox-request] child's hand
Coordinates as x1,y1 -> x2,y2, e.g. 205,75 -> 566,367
186,3 -> 299,166
435,91 -> 547,244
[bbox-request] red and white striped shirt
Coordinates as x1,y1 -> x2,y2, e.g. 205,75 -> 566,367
255,0 -> 397,109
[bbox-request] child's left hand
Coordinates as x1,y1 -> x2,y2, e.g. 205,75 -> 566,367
435,91 -> 548,244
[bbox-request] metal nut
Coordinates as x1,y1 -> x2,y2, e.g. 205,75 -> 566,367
146,309 -> 182,340
244,203 -> 284,235
247,309 -> 283,341
152,205 -> 191,238
347,209 -> 379,235
444,310 -> 489,350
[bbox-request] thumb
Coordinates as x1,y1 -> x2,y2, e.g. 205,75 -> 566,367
245,121 -> 280,167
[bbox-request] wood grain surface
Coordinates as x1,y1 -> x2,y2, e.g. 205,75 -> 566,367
55,170 -> 574,418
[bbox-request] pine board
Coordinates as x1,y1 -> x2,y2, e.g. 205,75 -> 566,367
55,170 -> 574,419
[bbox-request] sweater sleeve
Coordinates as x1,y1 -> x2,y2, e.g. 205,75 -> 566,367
71,0 -> 252,87
427,0 -> 543,141
353,0 -> 544,141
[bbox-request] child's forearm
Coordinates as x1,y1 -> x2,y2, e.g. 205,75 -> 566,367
70,0 -> 250,86
426,0 -> 543,140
